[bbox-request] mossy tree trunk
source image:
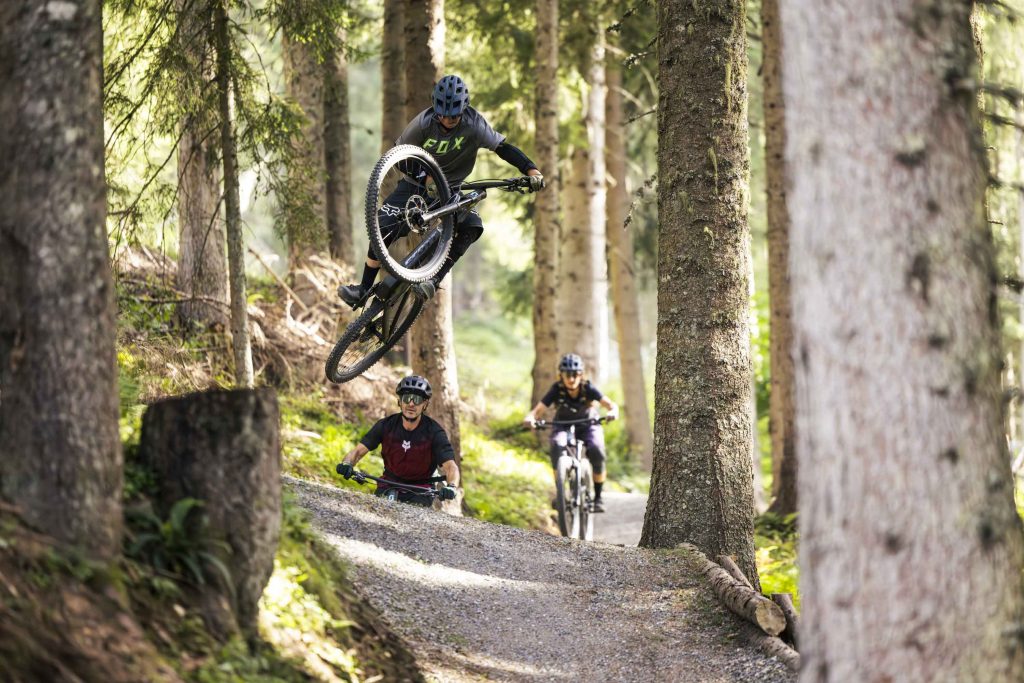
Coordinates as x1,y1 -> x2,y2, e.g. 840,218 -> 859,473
176,0 -> 227,327
780,0 -> 1024,679
640,0 -> 759,587
382,0 -> 405,152
606,46 -> 653,469
531,0 -> 562,406
0,0 -> 123,559
214,0 -> 253,388
761,0 -> 796,515
324,35 -> 353,265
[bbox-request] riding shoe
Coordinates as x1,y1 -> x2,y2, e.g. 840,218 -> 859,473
338,283 -> 367,307
591,498 -> 606,513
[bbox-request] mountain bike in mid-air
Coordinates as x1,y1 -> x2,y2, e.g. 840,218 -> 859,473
325,144 -> 540,383
532,416 -> 611,541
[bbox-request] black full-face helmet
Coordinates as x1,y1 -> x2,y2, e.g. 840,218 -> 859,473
432,75 -> 470,118
396,374 -> 432,399
558,353 -> 584,373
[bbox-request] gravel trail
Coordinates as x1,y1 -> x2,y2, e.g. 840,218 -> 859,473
288,477 -> 796,683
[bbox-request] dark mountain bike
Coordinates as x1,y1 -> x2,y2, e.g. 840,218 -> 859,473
532,416 -> 611,541
325,144 -> 539,383
336,465 -> 449,507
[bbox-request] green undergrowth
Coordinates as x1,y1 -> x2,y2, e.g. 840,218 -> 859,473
754,512 -> 800,609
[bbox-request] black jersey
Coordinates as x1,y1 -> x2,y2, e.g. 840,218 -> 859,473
396,106 -> 505,185
540,380 -> 604,422
359,413 -> 455,484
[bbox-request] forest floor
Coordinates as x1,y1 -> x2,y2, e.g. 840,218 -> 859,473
289,477 -> 796,683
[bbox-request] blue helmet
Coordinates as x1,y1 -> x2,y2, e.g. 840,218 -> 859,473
558,353 -> 584,373
397,374 -> 432,399
432,75 -> 470,117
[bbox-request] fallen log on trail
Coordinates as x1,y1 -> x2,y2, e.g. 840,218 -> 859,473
738,622 -> 801,671
716,554 -> 753,590
770,592 -> 800,647
681,544 -> 786,637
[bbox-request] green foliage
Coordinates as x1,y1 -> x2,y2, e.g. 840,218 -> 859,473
279,394 -> 373,485
125,498 -> 233,590
754,512 -> 799,608
454,313 -> 535,417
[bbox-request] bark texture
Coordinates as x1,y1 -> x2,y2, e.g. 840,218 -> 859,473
283,33 -> 328,299
641,0 -> 759,586
779,1 -> 1024,680
585,21 -> 610,383
214,1 -> 253,387
606,51 -> 653,469
324,38 -> 353,264
558,148 -> 597,366
404,0 -> 460,463
761,0 -> 796,516
176,0 -> 227,327
530,0 -> 562,406
382,0 -> 405,151
0,0 -> 122,559
140,389 -> 281,635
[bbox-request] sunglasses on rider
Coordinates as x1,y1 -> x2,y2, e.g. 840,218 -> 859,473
400,393 -> 427,406
561,371 -> 582,378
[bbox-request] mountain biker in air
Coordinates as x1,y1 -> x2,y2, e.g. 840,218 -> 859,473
523,353 -> 619,512
338,74 -> 544,308
337,375 -> 460,506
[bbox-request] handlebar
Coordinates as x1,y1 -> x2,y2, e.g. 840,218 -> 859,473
530,416 -> 612,430
459,176 -> 542,194
335,465 -> 447,495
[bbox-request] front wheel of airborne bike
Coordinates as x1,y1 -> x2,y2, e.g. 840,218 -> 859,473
366,144 -> 454,283
555,454 -> 580,538
325,285 -> 424,383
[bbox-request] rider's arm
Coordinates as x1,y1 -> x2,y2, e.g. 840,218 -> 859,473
440,459 -> 460,487
340,442 -> 371,467
524,401 -> 547,425
494,141 -> 538,175
599,396 -> 619,420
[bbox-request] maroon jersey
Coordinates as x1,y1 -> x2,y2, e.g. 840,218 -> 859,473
359,413 -> 455,484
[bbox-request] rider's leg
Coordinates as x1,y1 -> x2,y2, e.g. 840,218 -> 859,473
419,211 -> 484,296
580,425 -> 607,511
340,183 -> 415,305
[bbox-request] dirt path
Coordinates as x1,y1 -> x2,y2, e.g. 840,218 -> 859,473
290,477 -> 795,682
593,491 -> 648,546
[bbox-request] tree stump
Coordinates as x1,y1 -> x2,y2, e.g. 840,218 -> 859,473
140,388 -> 281,636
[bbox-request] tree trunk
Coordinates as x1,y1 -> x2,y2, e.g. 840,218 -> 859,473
283,32 -> 328,300
382,0 -> 406,152
140,389 -> 281,637
0,0 -> 122,559
175,0 -> 227,327
606,48 -> 653,469
324,37 -> 353,264
530,0 -> 562,406
761,0 -> 796,516
780,1 -> 1024,680
586,20 -> 610,384
558,148 -> 597,367
404,0 -> 459,464
641,0 -> 759,587
214,0 -> 253,388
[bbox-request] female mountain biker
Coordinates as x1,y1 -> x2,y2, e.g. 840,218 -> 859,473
338,375 -> 459,506
523,353 -> 619,512
338,74 -> 544,307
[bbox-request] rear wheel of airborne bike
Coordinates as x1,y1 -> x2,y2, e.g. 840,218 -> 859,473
555,454 -> 579,538
325,285 -> 424,383
366,144 -> 454,283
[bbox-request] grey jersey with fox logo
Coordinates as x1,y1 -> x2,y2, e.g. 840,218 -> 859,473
396,106 -> 505,186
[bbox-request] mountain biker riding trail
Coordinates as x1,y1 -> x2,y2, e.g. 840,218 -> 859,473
339,74 -> 544,308
337,375 -> 460,506
523,353 -> 619,512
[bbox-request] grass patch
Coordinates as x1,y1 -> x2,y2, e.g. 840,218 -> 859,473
754,512 -> 799,609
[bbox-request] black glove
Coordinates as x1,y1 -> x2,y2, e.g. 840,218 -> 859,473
337,462 -> 354,479
439,484 -> 458,501
527,174 -> 545,192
